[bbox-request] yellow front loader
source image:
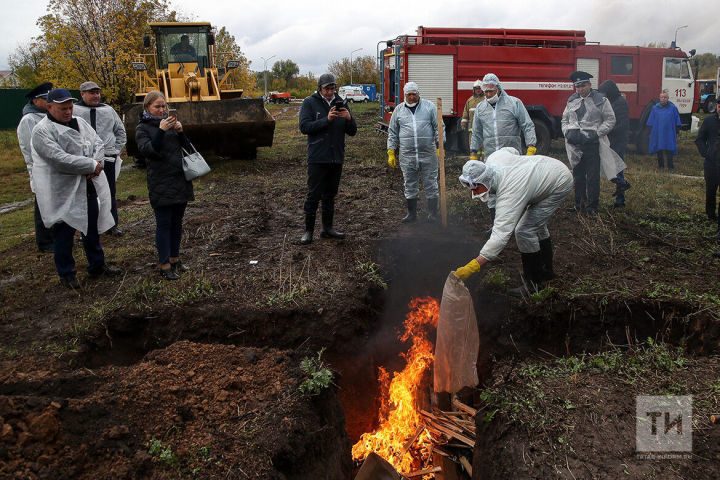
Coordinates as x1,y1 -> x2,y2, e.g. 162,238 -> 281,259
123,22 -> 274,159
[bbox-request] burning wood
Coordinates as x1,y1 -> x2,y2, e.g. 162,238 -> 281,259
352,298 -> 440,474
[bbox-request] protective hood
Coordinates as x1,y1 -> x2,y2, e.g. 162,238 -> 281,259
481,73 -> 504,95
598,80 -> 621,101
459,159 -> 494,193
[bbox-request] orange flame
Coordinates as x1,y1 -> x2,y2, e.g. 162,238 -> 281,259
352,297 -> 440,473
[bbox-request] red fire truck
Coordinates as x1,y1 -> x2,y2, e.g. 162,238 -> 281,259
377,27 -> 699,154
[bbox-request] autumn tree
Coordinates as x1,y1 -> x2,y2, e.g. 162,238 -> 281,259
29,0 -> 174,105
4,43 -> 46,88
271,59 -> 299,88
328,55 -> 377,85
694,52 -> 720,78
214,26 -> 254,94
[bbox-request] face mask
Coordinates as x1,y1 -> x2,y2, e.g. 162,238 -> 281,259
472,190 -> 489,202
405,101 -> 417,107
487,94 -> 499,105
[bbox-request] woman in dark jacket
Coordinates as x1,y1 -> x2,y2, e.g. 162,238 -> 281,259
135,91 -> 194,280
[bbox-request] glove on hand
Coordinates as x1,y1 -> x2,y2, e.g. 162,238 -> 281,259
565,129 -> 583,145
469,153 -> 478,161
526,146 -> 537,156
454,259 -> 482,281
387,149 -> 396,168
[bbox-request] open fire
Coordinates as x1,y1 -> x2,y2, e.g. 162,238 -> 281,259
351,297 -> 440,474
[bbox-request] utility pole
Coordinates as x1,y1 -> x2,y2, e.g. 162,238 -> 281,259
260,55 -> 276,100
350,48 -> 362,85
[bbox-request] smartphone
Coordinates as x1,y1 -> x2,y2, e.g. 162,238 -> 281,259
168,108 -> 177,119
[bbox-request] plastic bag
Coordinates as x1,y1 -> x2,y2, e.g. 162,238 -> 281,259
433,272 -> 479,393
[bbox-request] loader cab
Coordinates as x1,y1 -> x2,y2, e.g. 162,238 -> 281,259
153,24 -> 213,75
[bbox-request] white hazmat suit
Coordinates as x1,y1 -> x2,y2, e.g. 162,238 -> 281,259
31,116 -> 114,235
387,97 -> 439,199
470,75 -> 536,156
467,148 -> 573,260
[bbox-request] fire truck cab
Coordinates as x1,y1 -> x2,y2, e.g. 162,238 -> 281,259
377,27 -> 699,155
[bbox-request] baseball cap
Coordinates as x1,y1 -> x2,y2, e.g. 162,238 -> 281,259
46,88 -> 77,103
79,81 -> 101,92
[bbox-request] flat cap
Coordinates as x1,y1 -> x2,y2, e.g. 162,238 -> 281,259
79,81 -> 101,91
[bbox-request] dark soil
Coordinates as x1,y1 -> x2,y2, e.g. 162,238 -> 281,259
1,103 -> 719,479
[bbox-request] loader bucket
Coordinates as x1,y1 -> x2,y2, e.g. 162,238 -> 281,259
123,98 -> 275,159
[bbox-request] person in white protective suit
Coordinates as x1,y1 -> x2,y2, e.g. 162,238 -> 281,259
31,88 -> 122,289
387,81 -> 440,223
17,81 -> 55,253
453,147 -> 573,297
561,71 -> 625,216
470,73 -> 537,161
74,81 -> 127,236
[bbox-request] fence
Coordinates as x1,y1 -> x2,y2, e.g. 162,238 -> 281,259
0,88 -> 81,130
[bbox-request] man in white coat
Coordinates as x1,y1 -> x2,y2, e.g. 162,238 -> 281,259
17,81 -> 54,252
453,148 -> 573,297
31,88 -> 122,289
74,81 -> 127,236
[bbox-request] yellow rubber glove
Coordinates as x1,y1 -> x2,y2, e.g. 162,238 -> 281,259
387,149 -> 396,168
436,149 -> 440,157
526,146 -> 537,156
454,259 -> 482,281
469,153 -> 478,161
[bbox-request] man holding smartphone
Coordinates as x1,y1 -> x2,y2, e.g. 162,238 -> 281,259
74,81 -> 127,236
298,73 -> 357,245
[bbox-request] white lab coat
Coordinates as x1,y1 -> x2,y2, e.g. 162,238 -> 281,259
31,116 -> 114,235
561,91 -> 626,179
73,102 -> 127,159
16,108 -> 45,193
479,148 -> 573,260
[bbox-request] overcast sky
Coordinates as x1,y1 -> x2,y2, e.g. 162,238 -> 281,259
1,0 -> 717,76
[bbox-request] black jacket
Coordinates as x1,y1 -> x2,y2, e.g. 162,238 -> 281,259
299,91 -> 357,164
598,80 -> 629,157
136,117 -> 194,208
695,113 -> 720,164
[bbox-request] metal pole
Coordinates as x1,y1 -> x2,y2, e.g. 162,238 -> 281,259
674,25 -> 687,47
350,48 -> 362,85
260,55 -> 275,100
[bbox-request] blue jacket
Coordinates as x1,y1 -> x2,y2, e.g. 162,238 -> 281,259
299,91 -> 357,164
647,102 -> 681,154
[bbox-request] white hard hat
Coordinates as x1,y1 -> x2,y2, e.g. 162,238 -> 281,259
473,79 -> 482,88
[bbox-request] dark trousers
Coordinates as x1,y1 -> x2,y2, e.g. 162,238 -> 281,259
572,143 -> 601,212
34,197 -> 54,251
154,203 -> 186,264
656,150 -> 674,169
104,159 -> 118,225
303,163 -> 343,218
704,160 -> 720,220
51,196 -> 105,279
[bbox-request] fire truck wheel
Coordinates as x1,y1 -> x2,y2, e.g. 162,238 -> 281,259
636,126 -> 651,155
531,118 -> 551,155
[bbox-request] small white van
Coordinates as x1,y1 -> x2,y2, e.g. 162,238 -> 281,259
338,86 -> 370,103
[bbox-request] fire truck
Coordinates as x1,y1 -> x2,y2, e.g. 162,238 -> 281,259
377,27 -> 699,154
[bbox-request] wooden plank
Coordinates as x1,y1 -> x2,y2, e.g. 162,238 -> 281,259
429,422 -> 475,447
452,399 -> 477,416
459,456 -> 473,477
436,97 -> 447,228
406,466 -> 442,478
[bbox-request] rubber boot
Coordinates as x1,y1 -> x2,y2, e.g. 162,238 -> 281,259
427,198 -> 438,223
508,252 -> 543,298
300,215 -> 315,245
402,198 -> 418,223
538,238 -> 556,280
320,206 -> 345,239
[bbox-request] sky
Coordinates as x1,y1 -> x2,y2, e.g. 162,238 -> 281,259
1,0 -> 717,76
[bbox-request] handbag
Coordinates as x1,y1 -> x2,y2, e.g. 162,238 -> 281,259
181,143 -> 211,181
